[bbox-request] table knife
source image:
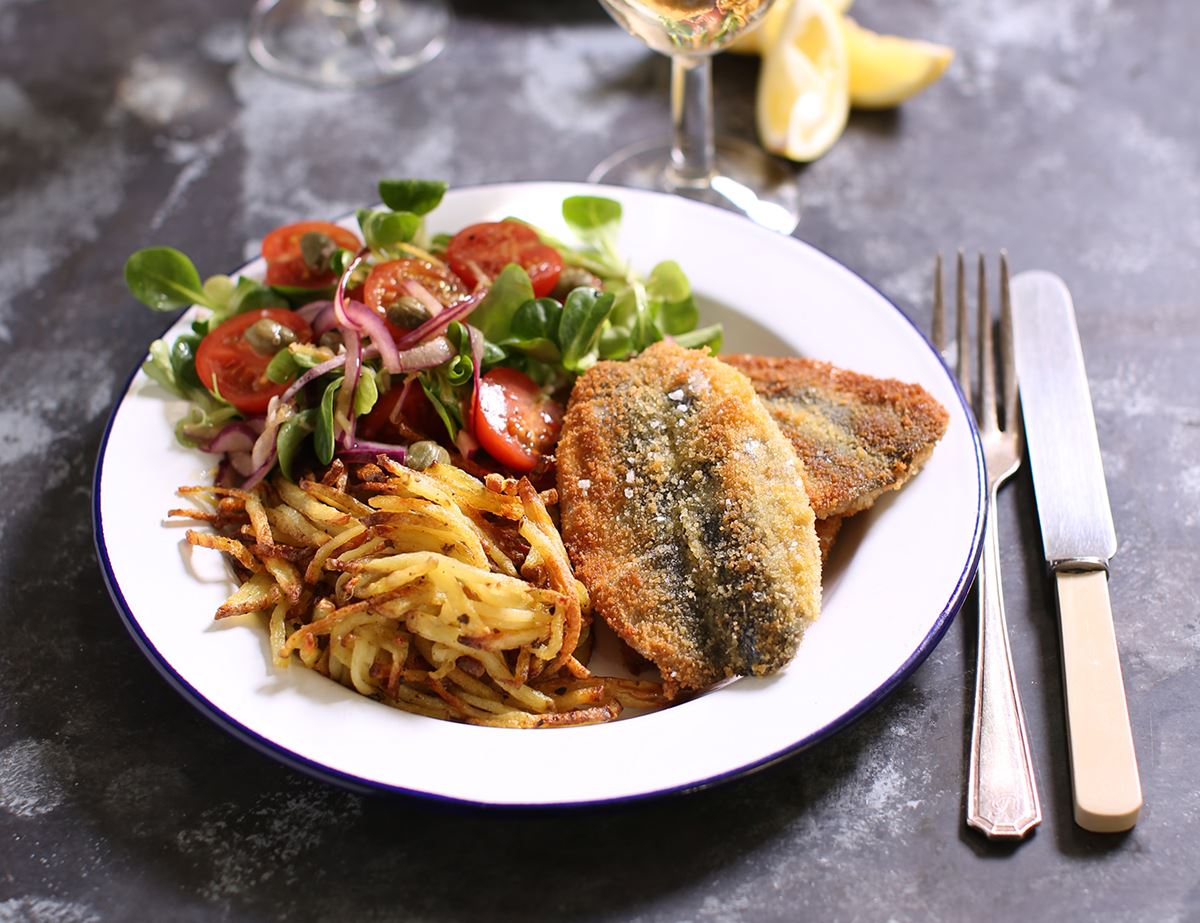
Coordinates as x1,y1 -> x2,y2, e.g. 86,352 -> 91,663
1010,271 -> 1142,833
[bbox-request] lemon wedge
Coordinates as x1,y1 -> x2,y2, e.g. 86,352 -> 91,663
843,17 -> 954,109
755,0 -> 848,162
729,0 -> 853,55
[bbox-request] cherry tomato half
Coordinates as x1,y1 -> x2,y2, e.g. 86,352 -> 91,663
471,367 -> 563,473
446,221 -> 563,298
359,379 -> 443,443
262,221 -> 361,289
363,258 -> 470,339
194,309 -> 312,415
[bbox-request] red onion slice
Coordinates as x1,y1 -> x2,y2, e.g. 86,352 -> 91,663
396,336 -> 454,371
197,421 -> 261,455
333,248 -> 369,330
295,299 -> 334,323
242,446 -> 278,490
251,395 -> 295,471
311,303 -> 339,336
454,427 -> 481,461
338,327 -> 362,450
229,450 -> 257,477
341,298 -> 403,372
391,375 -> 416,425
352,335 -> 454,372
281,354 -> 347,404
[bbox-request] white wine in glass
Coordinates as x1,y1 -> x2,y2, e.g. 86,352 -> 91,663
249,0 -> 450,90
604,0 -> 767,55
592,0 -> 799,233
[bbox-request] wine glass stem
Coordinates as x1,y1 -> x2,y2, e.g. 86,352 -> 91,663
669,55 -> 715,190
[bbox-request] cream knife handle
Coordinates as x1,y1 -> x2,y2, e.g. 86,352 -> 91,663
1055,569 -> 1143,832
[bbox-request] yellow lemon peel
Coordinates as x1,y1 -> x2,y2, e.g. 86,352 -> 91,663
755,0 -> 849,162
843,16 -> 954,109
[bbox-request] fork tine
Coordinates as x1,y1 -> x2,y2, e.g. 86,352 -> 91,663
955,249 -> 970,397
978,254 -> 997,431
999,251 -> 1018,433
933,252 -> 946,353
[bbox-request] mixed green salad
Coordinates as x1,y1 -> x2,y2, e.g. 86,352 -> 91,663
124,178 -> 720,486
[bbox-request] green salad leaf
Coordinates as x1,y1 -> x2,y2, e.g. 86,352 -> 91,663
660,296 -> 699,336
358,208 -> 422,250
559,287 -> 615,372
673,324 -> 723,352
419,369 -> 464,441
141,339 -> 183,397
170,332 -> 204,389
445,323 -> 475,388
469,263 -> 535,342
314,377 -> 342,465
228,276 -> 287,318
645,260 -> 690,304
503,297 -> 562,363
598,324 -> 632,360
378,179 -> 448,216
173,397 -> 239,447
353,367 -> 379,416
266,348 -> 301,384
329,248 -> 357,277
124,247 -> 214,312
201,274 -> 236,310
511,298 -> 562,340
481,340 -> 507,368
196,272 -> 291,319
269,282 -> 335,307
276,408 -> 317,480
562,196 -> 622,237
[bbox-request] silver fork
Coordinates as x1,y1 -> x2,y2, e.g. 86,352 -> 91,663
934,251 -> 1042,839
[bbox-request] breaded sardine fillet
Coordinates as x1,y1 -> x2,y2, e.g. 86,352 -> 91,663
557,342 -> 822,690
722,355 -> 949,520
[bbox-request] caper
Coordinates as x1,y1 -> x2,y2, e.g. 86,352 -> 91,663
318,331 -> 342,351
406,440 -> 450,471
299,231 -> 337,273
385,295 -> 432,330
551,266 -> 603,300
243,318 -> 297,355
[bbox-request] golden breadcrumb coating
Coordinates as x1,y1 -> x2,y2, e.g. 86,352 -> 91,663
722,354 -> 949,520
557,342 -> 822,690
814,515 -> 842,564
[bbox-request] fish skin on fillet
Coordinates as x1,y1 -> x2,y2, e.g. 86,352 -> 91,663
556,342 -> 822,690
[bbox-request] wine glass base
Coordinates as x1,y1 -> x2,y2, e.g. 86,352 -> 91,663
588,137 -> 800,235
248,0 -> 449,90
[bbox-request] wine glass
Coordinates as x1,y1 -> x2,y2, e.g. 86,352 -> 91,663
591,0 -> 799,234
248,0 -> 450,90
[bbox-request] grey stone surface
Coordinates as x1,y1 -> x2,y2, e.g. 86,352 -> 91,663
1,0 -> 1198,920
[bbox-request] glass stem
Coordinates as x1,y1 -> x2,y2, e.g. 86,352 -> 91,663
668,55 -> 715,189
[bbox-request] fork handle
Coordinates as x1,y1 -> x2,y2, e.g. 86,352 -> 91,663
1055,570 -> 1142,832
967,507 -> 1042,838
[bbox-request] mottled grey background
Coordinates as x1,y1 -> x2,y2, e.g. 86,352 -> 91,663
2,0 -> 1198,920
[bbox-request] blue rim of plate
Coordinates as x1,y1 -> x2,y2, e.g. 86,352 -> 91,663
92,182 -> 987,809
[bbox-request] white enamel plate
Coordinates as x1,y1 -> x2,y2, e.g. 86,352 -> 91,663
95,182 -> 985,806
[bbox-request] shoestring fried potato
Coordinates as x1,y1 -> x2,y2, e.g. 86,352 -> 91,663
172,457 -> 667,728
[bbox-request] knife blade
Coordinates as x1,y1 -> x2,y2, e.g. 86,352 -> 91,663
1010,270 -> 1142,833
1010,272 -> 1117,568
